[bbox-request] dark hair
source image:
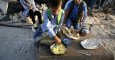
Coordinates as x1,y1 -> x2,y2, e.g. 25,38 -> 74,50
48,0 -> 62,8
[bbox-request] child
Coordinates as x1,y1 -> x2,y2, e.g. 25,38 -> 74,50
20,0 -> 42,31
64,0 -> 89,36
34,0 -> 64,47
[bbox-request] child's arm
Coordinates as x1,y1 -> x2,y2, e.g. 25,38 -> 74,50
81,2 -> 87,27
64,9 -> 69,23
54,10 -> 65,44
53,35 -> 61,44
64,0 -> 72,22
42,10 -> 62,44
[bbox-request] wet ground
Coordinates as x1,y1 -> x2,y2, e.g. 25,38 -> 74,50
0,1 -> 115,60
0,26 -> 39,60
0,12 -> 115,60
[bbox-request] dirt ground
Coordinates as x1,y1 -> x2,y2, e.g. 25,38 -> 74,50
0,1 -> 115,59
39,12 -> 115,60
0,12 -> 115,60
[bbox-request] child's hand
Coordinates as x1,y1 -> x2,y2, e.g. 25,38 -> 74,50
54,36 -> 62,44
56,39 -> 61,44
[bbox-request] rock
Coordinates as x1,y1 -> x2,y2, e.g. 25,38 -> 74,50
0,14 -> 6,20
0,1 -> 9,14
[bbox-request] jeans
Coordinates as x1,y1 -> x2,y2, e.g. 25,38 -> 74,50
89,0 -> 97,11
29,9 -> 42,24
66,18 -> 89,35
66,18 -> 81,32
33,27 -> 43,41
89,0 -> 102,11
97,0 -> 102,8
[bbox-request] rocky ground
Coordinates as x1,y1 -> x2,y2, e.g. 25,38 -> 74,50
0,1 -> 115,60
39,12 -> 115,60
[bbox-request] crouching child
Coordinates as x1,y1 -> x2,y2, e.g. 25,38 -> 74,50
64,0 -> 89,36
34,0 -> 64,48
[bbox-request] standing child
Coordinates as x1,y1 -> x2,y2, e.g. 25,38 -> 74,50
34,0 -> 64,47
20,0 -> 42,31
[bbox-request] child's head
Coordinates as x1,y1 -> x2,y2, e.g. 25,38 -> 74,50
48,0 -> 62,15
74,0 -> 82,4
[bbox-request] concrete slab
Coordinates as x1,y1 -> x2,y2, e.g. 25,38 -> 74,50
0,26 -> 39,60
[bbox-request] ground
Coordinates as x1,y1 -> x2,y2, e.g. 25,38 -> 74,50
0,1 -> 115,60
0,12 -> 115,60
39,12 -> 115,60
0,26 -> 39,60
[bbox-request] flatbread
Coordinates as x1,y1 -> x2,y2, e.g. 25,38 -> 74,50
62,26 -> 79,40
